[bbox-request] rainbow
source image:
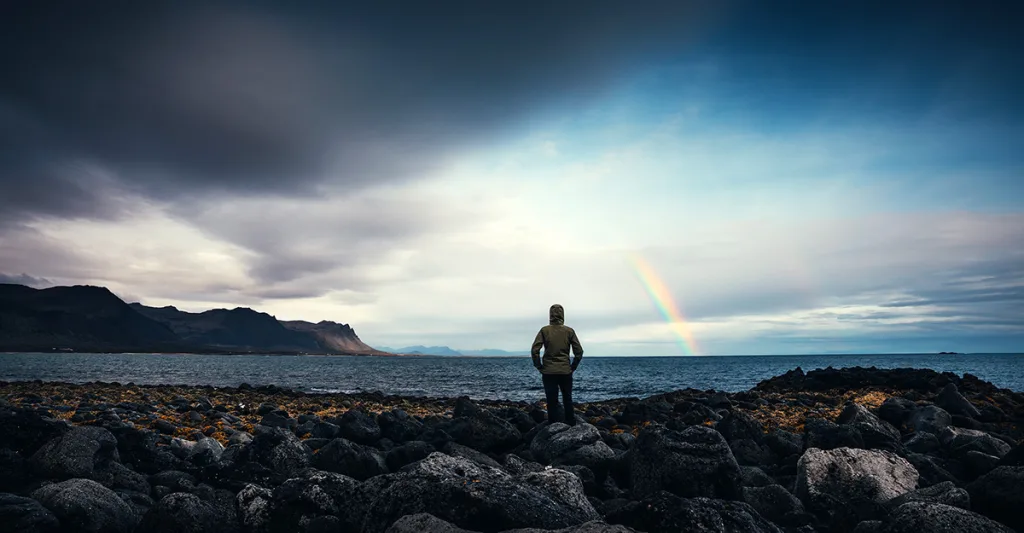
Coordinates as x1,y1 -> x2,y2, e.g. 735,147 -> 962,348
627,253 -> 701,356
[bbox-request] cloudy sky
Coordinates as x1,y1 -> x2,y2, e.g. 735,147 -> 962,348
2,1 -> 1022,355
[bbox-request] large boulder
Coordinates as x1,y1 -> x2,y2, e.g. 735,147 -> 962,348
239,425 -> 312,477
741,484 -> 809,527
237,469 -> 388,533
31,478 -> 137,533
258,411 -> 295,431
739,466 -> 775,488
909,406 -> 952,435
729,439 -> 774,467
314,437 -> 388,481
604,490 -> 782,533
97,461 -> 150,494
236,484 -> 273,533
679,403 -> 722,426
188,437 -> 225,466
966,466 -> 1024,531
904,432 -> 941,454
137,492 -> 227,533
905,453 -> 960,488
764,429 -> 803,459
795,447 -> 918,529
385,513 -> 477,533
965,450 -> 1002,479
617,401 -> 672,425
266,469 -> 365,532
150,470 -> 197,494
0,493 -> 60,533
441,413 -> 522,453
361,452 -> 599,533
877,397 -> 917,429
110,426 -> 186,475
308,421 -> 342,440
804,418 -> 864,451
442,441 -> 503,469
493,407 -> 538,435
939,427 -> 1011,459
501,521 -> 639,532
30,426 -> 120,480
883,502 -> 1013,533
384,513 -> 638,533
836,403 -> 902,453
716,411 -> 765,443
0,406 -> 70,456
529,423 -> 616,474
884,481 -> 970,511
378,410 -> 423,443
936,384 -> 981,418
631,426 -> 741,500
504,454 -> 545,476
385,440 -> 435,471
337,409 -> 382,445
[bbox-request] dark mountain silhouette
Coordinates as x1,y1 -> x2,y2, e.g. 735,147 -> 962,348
280,320 -> 384,355
0,284 -> 183,352
0,282 -> 384,355
129,304 -> 323,352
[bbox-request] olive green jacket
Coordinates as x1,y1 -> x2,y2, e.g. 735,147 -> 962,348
531,304 -> 584,375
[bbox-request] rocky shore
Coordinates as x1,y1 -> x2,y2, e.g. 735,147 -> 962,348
2,366 -> 1023,533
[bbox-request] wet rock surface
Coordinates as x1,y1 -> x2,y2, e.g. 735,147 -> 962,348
796,447 -> 918,529
1,366 -> 1022,532
881,502 -> 1013,533
630,425 -> 742,500
31,478 -> 137,533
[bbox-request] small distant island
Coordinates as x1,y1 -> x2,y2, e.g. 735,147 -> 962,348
937,351 -> 960,355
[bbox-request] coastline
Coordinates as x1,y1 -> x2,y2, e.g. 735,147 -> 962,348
2,366 -> 1023,532
4,365 -> 1023,441
0,349 -> 410,356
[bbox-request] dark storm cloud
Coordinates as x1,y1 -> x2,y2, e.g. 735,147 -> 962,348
0,0 -> 723,224
4,1 -> 1021,224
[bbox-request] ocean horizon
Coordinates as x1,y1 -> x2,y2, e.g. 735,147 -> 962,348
2,352 -> 1021,401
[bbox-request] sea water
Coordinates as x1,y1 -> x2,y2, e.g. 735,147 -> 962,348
1,352 -> 1021,401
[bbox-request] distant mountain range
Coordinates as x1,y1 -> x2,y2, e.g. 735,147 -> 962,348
376,345 -> 530,356
0,283 -> 384,355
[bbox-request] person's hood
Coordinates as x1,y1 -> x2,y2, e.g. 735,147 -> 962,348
549,304 -> 564,325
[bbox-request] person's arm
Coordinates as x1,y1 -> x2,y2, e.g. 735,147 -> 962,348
569,328 -> 584,371
531,329 -> 545,370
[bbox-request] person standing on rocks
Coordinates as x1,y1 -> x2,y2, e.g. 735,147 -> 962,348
531,304 -> 584,425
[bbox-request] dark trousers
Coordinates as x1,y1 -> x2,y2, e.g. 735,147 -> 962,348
542,373 -> 575,425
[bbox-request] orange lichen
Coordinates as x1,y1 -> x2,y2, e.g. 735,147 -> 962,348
845,390 -> 890,409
